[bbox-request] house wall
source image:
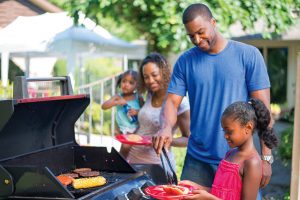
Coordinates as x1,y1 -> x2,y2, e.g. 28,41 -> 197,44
239,40 -> 299,108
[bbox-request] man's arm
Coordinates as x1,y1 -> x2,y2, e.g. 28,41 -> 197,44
250,88 -> 273,188
152,93 -> 183,155
171,109 -> 190,147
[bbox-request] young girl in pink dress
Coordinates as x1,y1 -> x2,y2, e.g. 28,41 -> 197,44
181,98 -> 278,200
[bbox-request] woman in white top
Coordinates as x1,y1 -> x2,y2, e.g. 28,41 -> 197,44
127,53 -> 190,169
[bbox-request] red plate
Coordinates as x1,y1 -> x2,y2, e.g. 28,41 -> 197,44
144,184 -> 194,200
115,134 -> 152,145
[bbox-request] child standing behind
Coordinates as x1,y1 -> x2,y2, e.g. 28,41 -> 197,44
181,98 -> 278,200
102,70 -> 144,158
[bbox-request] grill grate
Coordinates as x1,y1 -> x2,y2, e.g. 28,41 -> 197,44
67,172 -> 133,198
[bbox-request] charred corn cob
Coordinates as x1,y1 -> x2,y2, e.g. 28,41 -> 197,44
72,176 -> 106,189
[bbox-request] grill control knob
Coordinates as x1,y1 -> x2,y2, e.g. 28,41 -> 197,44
141,181 -> 154,193
127,188 -> 143,200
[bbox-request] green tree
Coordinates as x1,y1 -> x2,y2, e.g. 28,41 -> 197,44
50,0 -> 300,54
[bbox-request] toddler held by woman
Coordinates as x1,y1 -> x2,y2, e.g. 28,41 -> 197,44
102,70 -> 144,158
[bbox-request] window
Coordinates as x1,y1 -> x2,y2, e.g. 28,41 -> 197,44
267,48 -> 288,104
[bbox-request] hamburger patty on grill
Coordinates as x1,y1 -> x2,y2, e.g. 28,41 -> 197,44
73,168 -> 92,173
79,171 -> 100,177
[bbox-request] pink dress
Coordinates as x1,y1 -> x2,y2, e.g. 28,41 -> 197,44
210,153 -> 242,200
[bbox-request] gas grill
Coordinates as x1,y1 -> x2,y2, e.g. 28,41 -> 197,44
0,76 -> 167,200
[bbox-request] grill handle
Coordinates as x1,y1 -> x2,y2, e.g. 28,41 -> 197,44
0,165 -> 14,197
13,76 -> 73,99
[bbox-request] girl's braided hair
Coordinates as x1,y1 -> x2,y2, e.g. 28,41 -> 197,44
222,98 -> 278,149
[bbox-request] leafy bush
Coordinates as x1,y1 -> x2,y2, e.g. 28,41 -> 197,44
283,191 -> 290,200
85,101 -> 101,122
79,101 -> 114,136
172,147 -> 187,180
280,108 -> 295,123
278,106 -> 294,165
271,103 -> 281,119
0,81 -> 13,99
278,126 -> 293,166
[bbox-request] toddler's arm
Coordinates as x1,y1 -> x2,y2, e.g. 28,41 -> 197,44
101,95 -> 127,109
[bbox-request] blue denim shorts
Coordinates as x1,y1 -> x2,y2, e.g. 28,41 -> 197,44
180,153 -> 262,200
180,153 -> 218,187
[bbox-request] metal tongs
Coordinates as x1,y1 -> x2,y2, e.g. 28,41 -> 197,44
160,147 -> 178,185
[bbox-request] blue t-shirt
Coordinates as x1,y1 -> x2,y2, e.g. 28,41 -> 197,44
168,40 -> 270,164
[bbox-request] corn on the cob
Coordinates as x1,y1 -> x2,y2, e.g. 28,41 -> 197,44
72,176 -> 106,189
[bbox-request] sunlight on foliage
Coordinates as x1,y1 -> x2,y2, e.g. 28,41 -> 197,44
49,0 -> 300,54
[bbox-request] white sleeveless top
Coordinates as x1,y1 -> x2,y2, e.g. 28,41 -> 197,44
127,93 -> 190,169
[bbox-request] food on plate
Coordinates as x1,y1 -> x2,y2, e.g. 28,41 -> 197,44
56,175 -> 74,186
60,173 -> 79,178
126,134 -> 142,142
73,168 -> 92,173
162,185 -> 189,195
79,171 -> 100,177
72,176 -> 106,189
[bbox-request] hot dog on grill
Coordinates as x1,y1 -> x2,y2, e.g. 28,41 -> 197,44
72,176 -> 106,189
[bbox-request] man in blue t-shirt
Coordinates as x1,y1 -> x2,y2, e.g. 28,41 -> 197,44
152,3 -> 273,194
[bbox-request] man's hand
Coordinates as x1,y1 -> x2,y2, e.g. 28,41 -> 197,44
260,160 -> 272,188
152,126 -> 172,155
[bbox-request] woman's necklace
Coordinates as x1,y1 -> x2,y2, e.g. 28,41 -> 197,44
152,98 -> 161,106
152,92 -> 165,107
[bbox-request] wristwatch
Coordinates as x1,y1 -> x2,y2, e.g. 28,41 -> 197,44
261,155 -> 274,165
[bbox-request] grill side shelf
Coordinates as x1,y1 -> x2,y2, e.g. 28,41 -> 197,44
0,165 -> 14,197
1,166 -> 74,199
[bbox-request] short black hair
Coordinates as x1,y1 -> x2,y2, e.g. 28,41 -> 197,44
182,3 -> 213,24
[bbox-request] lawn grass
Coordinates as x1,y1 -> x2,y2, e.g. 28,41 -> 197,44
172,147 -> 187,180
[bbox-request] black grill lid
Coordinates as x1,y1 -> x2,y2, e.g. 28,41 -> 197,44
0,95 -> 89,161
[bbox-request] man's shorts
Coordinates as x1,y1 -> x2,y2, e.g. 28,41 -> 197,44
180,153 -> 262,200
180,153 -> 218,187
